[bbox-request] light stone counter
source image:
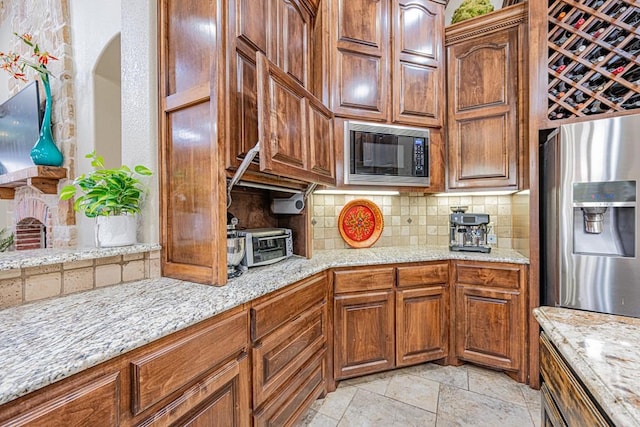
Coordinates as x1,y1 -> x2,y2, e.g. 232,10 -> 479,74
534,306 -> 640,427
0,245 -> 527,406
0,244 -> 161,271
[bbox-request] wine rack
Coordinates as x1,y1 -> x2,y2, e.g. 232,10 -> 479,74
547,0 -> 640,121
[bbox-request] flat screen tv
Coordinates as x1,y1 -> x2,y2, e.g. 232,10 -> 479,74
0,81 -> 43,175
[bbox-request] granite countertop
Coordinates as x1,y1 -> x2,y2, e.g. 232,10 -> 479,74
0,245 -> 527,406
0,243 -> 162,271
534,306 -> 640,427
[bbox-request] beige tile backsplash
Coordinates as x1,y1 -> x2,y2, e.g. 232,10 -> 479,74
0,250 -> 161,309
312,193 -> 530,253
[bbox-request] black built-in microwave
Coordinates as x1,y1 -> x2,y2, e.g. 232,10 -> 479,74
345,121 -> 430,187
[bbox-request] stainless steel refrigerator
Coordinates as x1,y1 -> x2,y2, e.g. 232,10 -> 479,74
541,114 -> 640,318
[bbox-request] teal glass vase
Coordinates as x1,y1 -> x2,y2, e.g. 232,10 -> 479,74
30,73 -> 63,167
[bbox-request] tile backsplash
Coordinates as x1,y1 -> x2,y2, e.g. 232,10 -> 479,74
311,193 -> 530,254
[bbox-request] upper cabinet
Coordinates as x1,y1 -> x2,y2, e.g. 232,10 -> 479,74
257,53 -> 335,185
328,0 -> 445,127
226,0 -> 334,185
445,4 -> 528,191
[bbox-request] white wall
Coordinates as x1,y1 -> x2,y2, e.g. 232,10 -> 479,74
445,0 -> 503,26
69,0 -> 122,246
121,1 -> 158,245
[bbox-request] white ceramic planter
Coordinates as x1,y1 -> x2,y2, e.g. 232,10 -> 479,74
95,215 -> 137,247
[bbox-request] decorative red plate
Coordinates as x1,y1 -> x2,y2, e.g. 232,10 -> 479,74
338,199 -> 384,248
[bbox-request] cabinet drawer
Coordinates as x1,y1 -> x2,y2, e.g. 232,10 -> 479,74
130,310 -> 248,415
253,302 -> 326,407
3,373 -> 120,426
253,350 -> 326,427
137,355 -> 250,427
252,273 -> 327,342
397,262 -> 448,288
539,333 -> 611,427
334,267 -> 395,293
455,262 -> 523,289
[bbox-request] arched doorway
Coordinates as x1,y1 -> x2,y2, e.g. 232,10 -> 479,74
93,33 -> 122,169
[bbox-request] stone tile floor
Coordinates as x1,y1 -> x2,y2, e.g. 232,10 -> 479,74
297,363 -> 541,427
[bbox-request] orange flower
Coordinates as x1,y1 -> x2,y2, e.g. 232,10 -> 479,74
21,33 -> 33,43
36,51 -> 57,66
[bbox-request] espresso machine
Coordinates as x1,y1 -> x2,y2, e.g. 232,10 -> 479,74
449,206 -> 491,253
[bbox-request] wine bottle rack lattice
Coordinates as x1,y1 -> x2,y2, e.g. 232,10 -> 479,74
547,0 -> 640,121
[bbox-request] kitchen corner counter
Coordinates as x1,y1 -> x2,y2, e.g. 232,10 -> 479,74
0,245 -> 527,406
534,306 -> 640,427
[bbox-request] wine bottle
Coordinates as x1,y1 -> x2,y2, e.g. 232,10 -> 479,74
606,3 -> 628,18
552,30 -> 569,46
624,11 -> 640,27
555,5 -> 572,20
585,0 -> 604,9
622,93 -> 640,109
587,20 -> 607,38
605,55 -> 628,75
551,56 -> 570,73
585,73 -> 606,91
622,66 -> 640,85
549,107 -> 568,120
550,81 -> 568,97
585,100 -> 607,115
568,39 -> 588,55
603,29 -> 627,46
570,12 -> 586,29
622,38 -> 640,56
603,82 -> 630,103
587,47 -> 608,63
567,64 -> 588,82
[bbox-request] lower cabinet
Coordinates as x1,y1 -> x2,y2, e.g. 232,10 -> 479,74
334,290 -> 395,379
452,260 -> 527,382
539,332 -> 612,427
333,262 -> 450,380
251,272 -> 329,426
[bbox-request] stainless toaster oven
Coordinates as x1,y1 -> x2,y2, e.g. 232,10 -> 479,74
237,228 -> 293,267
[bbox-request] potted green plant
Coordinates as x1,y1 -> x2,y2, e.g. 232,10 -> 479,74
451,0 -> 495,24
60,151 -> 152,247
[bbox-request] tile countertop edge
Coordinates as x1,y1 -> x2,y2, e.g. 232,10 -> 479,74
533,307 -> 640,427
0,245 -> 528,407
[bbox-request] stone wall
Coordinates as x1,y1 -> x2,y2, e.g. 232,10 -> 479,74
4,0 -> 77,247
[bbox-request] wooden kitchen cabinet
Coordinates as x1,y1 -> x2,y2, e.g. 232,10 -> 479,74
226,0 -> 333,186
539,333 -> 612,427
334,290 -> 396,379
0,307 -> 251,427
251,272 -> 329,426
328,0 -> 445,127
452,260 -> 527,382
333,262 -> 449,379
396,262 -> 449,366
257,53 -> 336,185
158,0 -> 227,285
445,4 -> 527,190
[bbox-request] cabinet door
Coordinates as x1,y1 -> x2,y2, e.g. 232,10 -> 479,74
330,0 -> 390,120
257,53 -> 336,185
447,27 -> 519,190
334,290 -> 395,379
396,285 -> 448,366
1,373 -> 120,426
454,284 -> 522,371
391,0 -> 444,127
175,356 -> 251,427
226,0 -> 271,170
159,0 -> 225,285
274,0 -> 312,88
